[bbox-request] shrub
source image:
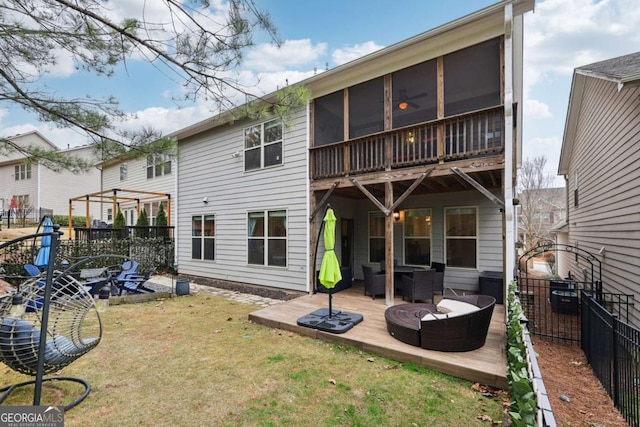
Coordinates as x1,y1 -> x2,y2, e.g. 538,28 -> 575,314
156,203 -> 167,227
113,209 -> 126,229
52,215 -> 88,227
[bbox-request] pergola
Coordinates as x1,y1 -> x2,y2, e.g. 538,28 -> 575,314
68,188 -> 171,237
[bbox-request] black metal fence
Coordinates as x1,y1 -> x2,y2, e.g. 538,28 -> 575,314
581,291 -> 639,427
0,208 -> 53,229
516,275 -> 583,345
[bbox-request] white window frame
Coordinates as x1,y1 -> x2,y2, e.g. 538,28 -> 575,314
243,119 -> 283,171
402,208 -> 432,266
368,211 -> 385,263
14,163 -> 31,181
247,209 -> 287,267
120,163 -> 128,181
147,154 -> 172,179
444,206 -> 478,269
191,214 -> 215,261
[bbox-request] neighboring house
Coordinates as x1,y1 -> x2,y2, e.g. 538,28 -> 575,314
171,0 -> 535,302
517,187 -> 566,250
557,51 -> 640,327
99,153 -> 175,226
0,131 -> 101,223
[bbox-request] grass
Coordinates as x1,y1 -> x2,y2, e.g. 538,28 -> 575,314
1,294 -> 506,426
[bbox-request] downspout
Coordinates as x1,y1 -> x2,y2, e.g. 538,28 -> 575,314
503,3 -> 516,311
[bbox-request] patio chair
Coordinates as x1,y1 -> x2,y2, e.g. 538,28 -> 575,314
115,267 -> 157,295
0,268 -> 102,409
362,265 -> 385,300
399,269 -> 435,303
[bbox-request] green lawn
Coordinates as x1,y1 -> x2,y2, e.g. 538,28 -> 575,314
1,294 -> 506,426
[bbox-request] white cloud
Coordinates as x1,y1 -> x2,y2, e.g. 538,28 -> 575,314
524,0 -> 640,91
245,40 -> 327,72
523,99 -> 552,120
332,41 -> 384,65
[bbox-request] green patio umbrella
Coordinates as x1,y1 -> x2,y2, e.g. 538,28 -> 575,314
318,207 -> 342,317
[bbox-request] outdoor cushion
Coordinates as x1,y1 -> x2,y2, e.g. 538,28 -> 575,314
421,312 -> 450,321
436,299 -> 479,315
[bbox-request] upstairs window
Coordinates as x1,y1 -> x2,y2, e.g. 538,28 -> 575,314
120,163 -> 128,181
244,119 -> 283,171
147,154 -> 171,178
14,163 -> 31,181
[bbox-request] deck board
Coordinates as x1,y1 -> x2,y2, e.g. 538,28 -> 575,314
249,283 -> 507,389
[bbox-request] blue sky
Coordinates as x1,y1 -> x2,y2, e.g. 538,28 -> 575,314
2,0 -> 640,185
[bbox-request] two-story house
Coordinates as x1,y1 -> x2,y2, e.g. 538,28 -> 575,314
98,153 -> 175,227
171,0 -> 534,304
0,131 -> 101,223
557,51 -> 640,327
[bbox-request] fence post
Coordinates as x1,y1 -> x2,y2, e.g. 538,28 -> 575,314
612,315 -> 619,408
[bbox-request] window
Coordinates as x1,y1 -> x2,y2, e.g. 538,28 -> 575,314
313,91 -> 344,146
244,119 -> 283,171
349,77 -> 384,139
368,211 -> 385,263
14,163 -> 31,181
392,59 -> 438,128
107,208 -> 113,221
444,38 -> 501,117
142,201 -> 167,225
147,154 -> 172,178
404,209 -> 432,266
247,210 -> 287,267
120,163 -> 128,181
445,207 -> 477,268
192,215 -> 215,260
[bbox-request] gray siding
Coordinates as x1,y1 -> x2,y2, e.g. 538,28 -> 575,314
564,77 -> 640,326
346,190 -> 503,292
177,109 -> 309,292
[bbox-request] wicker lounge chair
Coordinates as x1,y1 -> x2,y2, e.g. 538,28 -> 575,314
362,265 -> 385,300
384,294 -> 496,352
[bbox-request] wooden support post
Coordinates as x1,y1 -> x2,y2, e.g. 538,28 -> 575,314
309,192 -> 318,293
85,196 -> 90,228
166,195 -> 172,226
385,181 -> 394,306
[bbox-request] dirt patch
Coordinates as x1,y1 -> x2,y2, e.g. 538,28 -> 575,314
533,339 -> 628,426
0,227 -> 39,241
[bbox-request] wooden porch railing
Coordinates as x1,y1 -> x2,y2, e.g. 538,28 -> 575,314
310,106 -> 504,180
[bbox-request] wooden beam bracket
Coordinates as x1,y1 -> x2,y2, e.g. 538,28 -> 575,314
450,167 -> 505,209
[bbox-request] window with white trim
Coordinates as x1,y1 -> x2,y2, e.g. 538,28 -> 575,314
192,215 -> 215,260
107,208 -> 113,221
244,119 -> 283,171
247,210 -> 287,266
120,163 -> 128,181
147,154 -> 172,178
445,206 -> 477,268
368,211 -> 385,263
403,209 -> 432,266
14,163 -> 31,181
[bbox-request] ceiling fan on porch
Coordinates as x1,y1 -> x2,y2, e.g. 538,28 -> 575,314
394,89 -> 428,110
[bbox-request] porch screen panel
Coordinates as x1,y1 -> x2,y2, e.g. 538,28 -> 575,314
314,91 -> 344,146
349,77 -> 384,139
445,207 -> 477,268
443,38 -> 501,117
369,211 -> 385,263
392,59 -> 438,128
404,209 -> 432,266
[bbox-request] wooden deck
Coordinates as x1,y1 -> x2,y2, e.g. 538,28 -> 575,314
249,282 -> 507,389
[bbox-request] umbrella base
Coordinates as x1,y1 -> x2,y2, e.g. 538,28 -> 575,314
296,309 -> 363,334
